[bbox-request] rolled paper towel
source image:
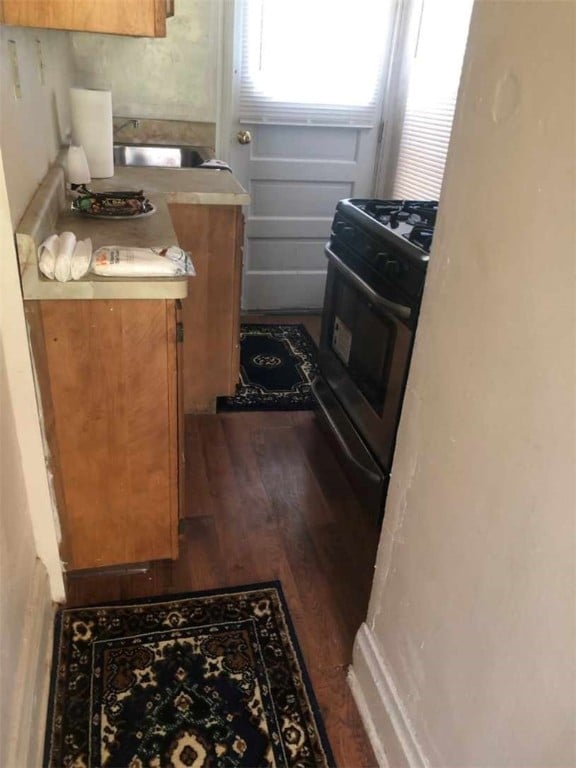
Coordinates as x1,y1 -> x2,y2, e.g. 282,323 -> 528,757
70,238 -> 93,280
54,232 -> 77,282
38,233 -> 60,280
70,88 -> 114,178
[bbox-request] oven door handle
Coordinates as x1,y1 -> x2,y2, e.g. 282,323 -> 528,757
311,377 -> 384,486
325,244 -> 412,321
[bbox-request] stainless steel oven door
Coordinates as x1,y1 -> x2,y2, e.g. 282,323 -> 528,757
319,244 -> 415,473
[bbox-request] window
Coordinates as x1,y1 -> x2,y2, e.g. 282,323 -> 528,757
392,0 -> 474,199
238,0 -> 392,126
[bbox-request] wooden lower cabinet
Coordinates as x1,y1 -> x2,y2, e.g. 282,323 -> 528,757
169,204 -> 244,413
27,299 -> 180,571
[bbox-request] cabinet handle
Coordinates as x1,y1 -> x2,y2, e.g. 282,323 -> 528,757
176,322 -> 184,343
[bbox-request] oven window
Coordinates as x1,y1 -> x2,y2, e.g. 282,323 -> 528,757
330,279 -> 395,415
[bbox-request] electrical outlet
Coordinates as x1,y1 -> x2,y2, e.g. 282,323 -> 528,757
7,40 -> 21,100
36,39 -> 46,85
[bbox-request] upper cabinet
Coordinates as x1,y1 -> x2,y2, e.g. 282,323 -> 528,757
0,0 -> 174,37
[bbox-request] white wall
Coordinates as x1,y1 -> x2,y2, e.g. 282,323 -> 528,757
0,25 -> 75,761
0,149 -> 60,764
0,334 -> 55,768
70,0 -> 220,123
0,26 -> 74,225
0,25 -> 71,598
0,337 -> 40,765
352,2 -> 576,766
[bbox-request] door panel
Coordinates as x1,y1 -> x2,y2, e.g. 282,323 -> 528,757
243,273 -> 328,311
234,124 -> 376,310
249,240 -> 328,271
253,125 -> 359,160
251,180 -> 354,217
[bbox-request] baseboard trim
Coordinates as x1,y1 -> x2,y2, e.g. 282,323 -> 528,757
6,559 -> 56,768
349,623 -> 428,768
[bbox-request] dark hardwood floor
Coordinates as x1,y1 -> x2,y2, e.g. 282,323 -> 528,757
66,313 -> 379,766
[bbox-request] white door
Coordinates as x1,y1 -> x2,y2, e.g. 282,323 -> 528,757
224,0 -> 395,311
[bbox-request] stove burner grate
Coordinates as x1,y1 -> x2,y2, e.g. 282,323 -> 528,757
362,199 -> 438,229
405,223 -> 434,252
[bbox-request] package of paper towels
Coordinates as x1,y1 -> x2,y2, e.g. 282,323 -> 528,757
70,88 -> 114,178
91,246 -> 195,277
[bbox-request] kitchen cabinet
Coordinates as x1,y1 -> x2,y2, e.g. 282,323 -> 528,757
17,161 -> 248,568
26,298 -> 181,571
0,0 -> 174,37
169,204 -> 244,413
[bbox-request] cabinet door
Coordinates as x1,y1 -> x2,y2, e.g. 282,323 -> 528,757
40,299 -> 179,570
0,0 -> 171,36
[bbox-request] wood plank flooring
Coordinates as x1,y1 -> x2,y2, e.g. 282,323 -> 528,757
66,313 -> 379,766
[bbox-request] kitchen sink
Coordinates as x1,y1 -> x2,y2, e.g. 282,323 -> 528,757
113,143 -> 212,169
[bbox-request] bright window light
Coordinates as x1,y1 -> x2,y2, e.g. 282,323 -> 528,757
393,0 -> 474,199
244,0 -> 391,108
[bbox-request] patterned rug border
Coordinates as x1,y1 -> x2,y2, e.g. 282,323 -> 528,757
44,580 -> 335,768
217,323 -> 319,412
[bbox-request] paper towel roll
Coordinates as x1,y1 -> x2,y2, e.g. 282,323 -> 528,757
38,234 -> 60,280
71,238 -> 93,281
55,232 -> 77,283
70,88 -> 114,178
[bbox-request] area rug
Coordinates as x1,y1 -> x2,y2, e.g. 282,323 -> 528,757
44,582 -> 334,768
217,324 -> 319,411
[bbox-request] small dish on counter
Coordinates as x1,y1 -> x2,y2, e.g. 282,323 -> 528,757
73,204 -> 157,220
71,186 -> 156,219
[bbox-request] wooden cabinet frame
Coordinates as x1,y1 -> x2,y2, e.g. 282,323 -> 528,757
0,0 -> 172,37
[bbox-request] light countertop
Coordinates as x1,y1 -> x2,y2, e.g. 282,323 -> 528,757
17,162 -> 249,301
97,166 -> 250,206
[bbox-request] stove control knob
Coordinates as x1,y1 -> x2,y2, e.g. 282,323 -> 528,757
341,226 -> 354,242
383,258 -> 403,278
334,220 -> 353,237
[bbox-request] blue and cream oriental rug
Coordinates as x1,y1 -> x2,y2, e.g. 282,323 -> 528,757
217,324 -> 319,412
44,582 -> 334,768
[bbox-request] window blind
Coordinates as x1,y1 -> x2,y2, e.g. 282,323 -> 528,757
393,0 -> 474,199
238,0 -> 392,127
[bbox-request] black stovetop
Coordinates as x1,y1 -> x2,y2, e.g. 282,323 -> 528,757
336,198 -> 439,256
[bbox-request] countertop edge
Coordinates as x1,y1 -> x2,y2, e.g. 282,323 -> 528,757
20,256 -> 189,300
165,190 -> 251,206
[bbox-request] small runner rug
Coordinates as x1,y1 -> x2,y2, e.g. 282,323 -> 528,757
217,323 -> 319,411
44,582 -> 334,768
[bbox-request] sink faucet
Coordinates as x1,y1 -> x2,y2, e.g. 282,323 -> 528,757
114,118 -> 140,135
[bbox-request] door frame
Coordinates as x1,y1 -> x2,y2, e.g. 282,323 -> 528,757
215,0 -> 238,165
373,0 -> 423,197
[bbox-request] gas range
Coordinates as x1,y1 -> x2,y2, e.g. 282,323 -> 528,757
329,197 -> 438,312
317,197 -> 439,523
